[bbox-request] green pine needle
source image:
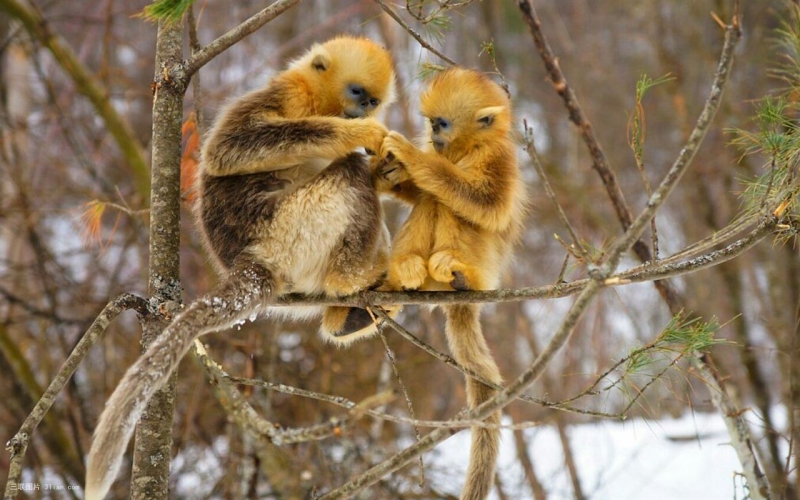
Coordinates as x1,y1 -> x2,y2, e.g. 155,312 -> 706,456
418,62 -> 445,81
139,0 -> 195,24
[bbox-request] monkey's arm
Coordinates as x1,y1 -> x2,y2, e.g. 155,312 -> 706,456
202,116 -> 387,177
382,132 -> 514,232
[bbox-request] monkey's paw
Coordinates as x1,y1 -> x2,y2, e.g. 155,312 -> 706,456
323,272 -> 363,298
355,118 -> 389,154
380,131 -> 417,167
428,251 -> 470,290
378,157 -> 410,185
388,254 -> 428,291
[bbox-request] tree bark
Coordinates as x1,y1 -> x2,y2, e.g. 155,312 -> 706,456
130,19 -> 185,500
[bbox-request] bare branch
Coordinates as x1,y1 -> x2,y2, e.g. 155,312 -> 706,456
598,20 -> 741,275
273,216 -> 775,309
229,375 -> 543,430
4,294 -> 148,499
374,308 -> 616,418
184,0 -> 302,77
523,121 -> 590,262
374,0 -> 457,66
516,0 -> 631,233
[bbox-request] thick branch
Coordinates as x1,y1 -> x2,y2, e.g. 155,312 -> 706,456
131,18 -> 184,500
184,0 -> 302,77
0,0 -> 150,199
3,294 -> 147,500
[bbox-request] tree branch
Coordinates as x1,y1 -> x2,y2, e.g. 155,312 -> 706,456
270,216 -> 775,308
184,0 -> 302,77
374,0 -> 457,66
131,18 -> 184,500
3,294 -> 148,499
0,0 -> 151,199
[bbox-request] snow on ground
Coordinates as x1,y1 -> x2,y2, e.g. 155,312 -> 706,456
431,412 -> 755,500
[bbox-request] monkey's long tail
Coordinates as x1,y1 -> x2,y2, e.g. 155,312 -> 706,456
443,303 -> 503,500
85,259 -> 276,500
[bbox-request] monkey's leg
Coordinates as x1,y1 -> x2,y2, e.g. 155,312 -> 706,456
321,225 -> 392,344
386,199 -> 437,291
428,211 -> 490,291
268,153 -> 386,342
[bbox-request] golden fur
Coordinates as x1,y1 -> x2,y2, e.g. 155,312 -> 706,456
376,67 -> 527,500
85,36 -> 396,500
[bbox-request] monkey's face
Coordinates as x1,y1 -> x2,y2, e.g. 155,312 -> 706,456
420,67 -> 511,155
341,83 -> 383,119
299,36 -> 397,119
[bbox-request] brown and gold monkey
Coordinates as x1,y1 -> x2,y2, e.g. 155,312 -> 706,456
376,67 -> 528,500
86,36 -> 396,499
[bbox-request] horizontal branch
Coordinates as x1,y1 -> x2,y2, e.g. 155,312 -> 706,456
274,216 -> 775,308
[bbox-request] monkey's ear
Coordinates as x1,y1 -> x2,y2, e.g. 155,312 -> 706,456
475,106 -> 505,128
310,46 -> 332,72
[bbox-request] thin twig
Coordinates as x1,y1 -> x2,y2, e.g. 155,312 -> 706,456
373,308 -> 617,418
4,294 -> 148,499
377,328 -> 425,485
228,375 -> 543,430
524,120 -> 590,262
374,0 -> 457,66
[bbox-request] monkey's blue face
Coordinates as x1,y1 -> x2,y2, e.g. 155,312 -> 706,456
428,116 -> 453,152
342,83 -> 381,119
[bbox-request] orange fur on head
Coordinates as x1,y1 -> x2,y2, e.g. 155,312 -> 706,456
289,36 -> 397,118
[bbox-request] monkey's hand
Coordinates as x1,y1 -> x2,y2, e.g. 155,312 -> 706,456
376,153 -> 410,185
380,131 -> 420,169
350,118 -> 389,155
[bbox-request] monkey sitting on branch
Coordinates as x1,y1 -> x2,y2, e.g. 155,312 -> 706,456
86,36 -> 397,499
375,67 -> 528,500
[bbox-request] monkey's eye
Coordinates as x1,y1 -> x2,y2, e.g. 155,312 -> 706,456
431,117 -> 451,131
370,98 -> 379,107
348,84 -> 366,98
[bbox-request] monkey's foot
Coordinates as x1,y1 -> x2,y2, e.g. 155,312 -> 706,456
320,305 -> 399,345
388,255 -> 428,291
323,272 -> 366,298
450,271 -> 470,291
428,251 -> 462,285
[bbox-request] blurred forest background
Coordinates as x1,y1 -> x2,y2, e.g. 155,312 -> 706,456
0,0 -> 798,498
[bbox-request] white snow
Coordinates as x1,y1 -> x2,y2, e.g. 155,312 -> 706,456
431,411 -> 769,500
